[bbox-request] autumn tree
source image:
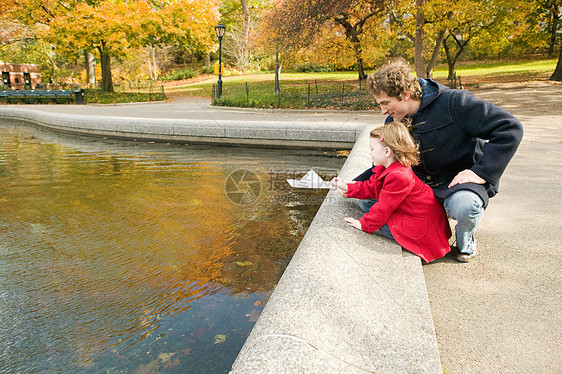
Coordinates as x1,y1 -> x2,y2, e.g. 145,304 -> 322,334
388,0 -> 559,80
260,0 -> 385,80
551,46 -> 562,80
386,0 -> 459,78
511,0 -> 561,81
220,0 -> 261,71
501,0 -> 561,81
136,1 -> 221,80
1,0 -> 63,79
240,0 -> 252,70
7,0 -> 219,91
0,0 -> 12,13
45,1 -> 220,92
545,0 -> 562,79
543,0 -> 561,56
389,0 -> 518,79
7,0 -> 109,87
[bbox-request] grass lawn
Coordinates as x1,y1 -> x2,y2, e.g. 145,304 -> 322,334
84,89 -> 166,104
164,58 -> 558,110
431,59 -> 557,78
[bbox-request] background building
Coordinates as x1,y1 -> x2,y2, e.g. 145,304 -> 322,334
0,62 -> 41,90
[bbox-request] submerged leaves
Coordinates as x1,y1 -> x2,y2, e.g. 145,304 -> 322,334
213,334 -> 227,344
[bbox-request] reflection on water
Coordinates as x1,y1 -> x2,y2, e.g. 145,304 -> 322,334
0,122 -> 346,373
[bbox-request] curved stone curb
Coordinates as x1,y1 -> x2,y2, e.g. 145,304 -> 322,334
0,106 -> 442,372
0,106 -> 363,149
230,126 -> 442,373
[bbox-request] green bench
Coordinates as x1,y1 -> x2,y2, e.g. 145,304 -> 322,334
0,89 -> 84,104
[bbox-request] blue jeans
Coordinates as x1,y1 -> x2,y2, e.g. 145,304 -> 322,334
443,190 -> 484,255
358,199 -> 394,240
359,189 -> 484,255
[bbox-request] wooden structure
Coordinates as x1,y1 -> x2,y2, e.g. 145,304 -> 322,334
0,62 -> 41,90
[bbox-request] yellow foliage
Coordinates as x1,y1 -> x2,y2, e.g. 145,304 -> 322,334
12,0 -> 220,58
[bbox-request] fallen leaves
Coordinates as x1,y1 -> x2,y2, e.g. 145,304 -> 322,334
158,352 -> 175,362
135,359 -> 160,374
235,261 -> 254,267
245,309 -> 260,322
213,334 -> 227,344
190,327 -> 210,338
158,352 -> 179,369
181,347 -> 192,355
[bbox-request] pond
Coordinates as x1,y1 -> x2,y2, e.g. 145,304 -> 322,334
0,121 -> 347,374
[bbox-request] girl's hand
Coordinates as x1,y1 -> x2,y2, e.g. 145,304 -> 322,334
331,177 -> 348,197
344,217 -> 362,230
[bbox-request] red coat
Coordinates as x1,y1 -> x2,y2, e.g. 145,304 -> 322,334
347,162 -> 451,263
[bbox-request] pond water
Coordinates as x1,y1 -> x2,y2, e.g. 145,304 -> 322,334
0,122 -> 346,374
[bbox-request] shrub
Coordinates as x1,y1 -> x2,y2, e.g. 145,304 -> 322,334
83,89 -> 166,104
293,63 -> 333,73
201,66 -> 214,75
160,68 -> 198,81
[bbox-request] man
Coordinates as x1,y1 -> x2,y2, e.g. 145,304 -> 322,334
356,58 -> 523,262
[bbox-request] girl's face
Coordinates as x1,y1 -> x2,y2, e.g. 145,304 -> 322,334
369,137 -> 392,167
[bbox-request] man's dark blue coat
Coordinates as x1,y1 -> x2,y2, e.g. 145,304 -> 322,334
355,79 -> 524,208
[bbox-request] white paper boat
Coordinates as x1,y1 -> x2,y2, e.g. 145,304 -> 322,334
286,169 -> 332,189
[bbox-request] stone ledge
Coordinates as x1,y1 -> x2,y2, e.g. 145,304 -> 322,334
0,106 -> 442,372
0,107 -> 362,149
230,126 -> 442,373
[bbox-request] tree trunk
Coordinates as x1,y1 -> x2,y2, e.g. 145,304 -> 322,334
550,45 -> 562,81
425,28 -> 447,78
240,0 -> 251,71
548,7 -> 559,56
147,50 -> 154,81
274,46 -> 281,94
414,0 -> 426,77
204,52 -> 211,67
43,43 -> 57,84
350,36 -> 366,80
147,47 -> 158,81
335,16 -> 367,80
98,44 -> 114,93
443,37 -> 455,81
443,34 -> 467,81
426,11 -> 453,78
84,51 -> 95,84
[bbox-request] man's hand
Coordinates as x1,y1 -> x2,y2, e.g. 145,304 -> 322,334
448,169 -> 486,188
344,217 -> 362,230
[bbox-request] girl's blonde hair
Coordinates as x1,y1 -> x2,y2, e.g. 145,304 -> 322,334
370,121 -> 419,167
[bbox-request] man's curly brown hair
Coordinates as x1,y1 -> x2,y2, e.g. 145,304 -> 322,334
366,58 -> 422,100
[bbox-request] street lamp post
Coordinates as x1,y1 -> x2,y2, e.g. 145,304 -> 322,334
215,23 -> 226,99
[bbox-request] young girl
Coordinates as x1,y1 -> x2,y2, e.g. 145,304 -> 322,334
332,121 -> 451,263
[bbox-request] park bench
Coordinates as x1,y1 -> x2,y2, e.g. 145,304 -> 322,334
0,89 -> 84,104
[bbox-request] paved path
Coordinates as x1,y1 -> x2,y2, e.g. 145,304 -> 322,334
24,95 -> 381,126
2,84 -> 561,373
422,84 -> 562,373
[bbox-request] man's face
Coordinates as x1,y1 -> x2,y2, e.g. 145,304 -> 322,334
373,92 -> 410,121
